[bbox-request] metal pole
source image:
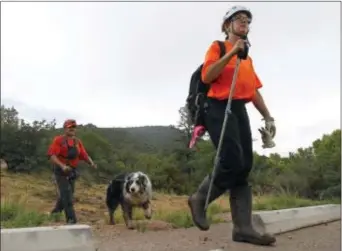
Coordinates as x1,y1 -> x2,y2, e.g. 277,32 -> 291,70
204,58 -> 242,211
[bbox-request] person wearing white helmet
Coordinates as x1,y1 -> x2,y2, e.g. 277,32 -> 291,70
221,5 -> 252,39
188,5 -> 276,246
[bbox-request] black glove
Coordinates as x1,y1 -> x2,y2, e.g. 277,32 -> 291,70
237,35 -> 249,60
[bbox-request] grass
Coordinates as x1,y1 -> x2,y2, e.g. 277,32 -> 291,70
253,194 -> 325,211
1,171 -> 340,230
1,197 -> 62,228
103,196 -> 226,229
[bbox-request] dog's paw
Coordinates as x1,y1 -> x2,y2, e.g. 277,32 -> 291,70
144,213 -> 152,220
144,207 -> 152,220
126,221 -> 135,230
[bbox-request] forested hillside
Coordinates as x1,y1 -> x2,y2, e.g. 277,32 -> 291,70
1,104 -> 340,200
97,126 -> 183,153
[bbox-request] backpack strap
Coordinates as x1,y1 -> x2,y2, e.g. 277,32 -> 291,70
60,136 -> 68,147
216,40 -> 226,58
72,137 -> 79,146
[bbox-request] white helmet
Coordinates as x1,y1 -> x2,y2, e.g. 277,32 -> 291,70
221,5 -> 252,31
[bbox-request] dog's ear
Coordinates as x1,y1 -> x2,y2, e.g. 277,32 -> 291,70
126,173 -> 134,181
138,174 -> 148,188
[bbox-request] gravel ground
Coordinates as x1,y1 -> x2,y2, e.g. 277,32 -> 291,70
94,220 -> 341,251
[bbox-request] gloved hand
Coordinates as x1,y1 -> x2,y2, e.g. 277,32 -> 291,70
189,125 -> 206,149
258,127 -> 276,149
263,116 -> 276,138
61,164 -> 71,173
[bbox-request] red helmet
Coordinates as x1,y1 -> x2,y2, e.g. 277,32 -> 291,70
63,119 -> 77,128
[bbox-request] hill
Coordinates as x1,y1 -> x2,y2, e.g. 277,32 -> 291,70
97,125 -> 183,153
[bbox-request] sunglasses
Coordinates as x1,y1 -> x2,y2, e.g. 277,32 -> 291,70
232,15 -> 251,24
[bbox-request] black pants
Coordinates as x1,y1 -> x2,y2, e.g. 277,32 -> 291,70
204,98 -> 253,190
52,166 -> 77,223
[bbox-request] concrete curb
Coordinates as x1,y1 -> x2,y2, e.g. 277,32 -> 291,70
251,204 -> 341,235
1,205 -> 340,251
1,224 -> 95,251
208,204 -> 341,251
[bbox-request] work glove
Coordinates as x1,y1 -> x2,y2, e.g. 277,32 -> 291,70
258,117 -> 276,149
258,127 -> 276,148
263,117 -> 276,138
61,164 -> 71,173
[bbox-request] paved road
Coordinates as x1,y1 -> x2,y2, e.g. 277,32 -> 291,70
96,221 -> 341,251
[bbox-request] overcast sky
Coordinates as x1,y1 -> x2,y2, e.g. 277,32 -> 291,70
1,2 -> 340,156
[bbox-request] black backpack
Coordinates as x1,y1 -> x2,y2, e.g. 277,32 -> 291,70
186,40 -> 226,127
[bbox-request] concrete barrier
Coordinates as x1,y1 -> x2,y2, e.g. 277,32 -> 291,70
252,204 -> 341,235
209,204 -> 341,251
1,224 -> 95,251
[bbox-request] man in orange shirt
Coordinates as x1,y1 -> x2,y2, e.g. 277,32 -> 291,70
188,6 -> 276,246
48,119 -> 97,224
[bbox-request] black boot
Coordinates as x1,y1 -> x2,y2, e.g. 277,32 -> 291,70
64,207 -> 77,224
61,193 -> 78,224
50,198 -> 64,215
188,176 -> 225,231
67,217 -> 77,224
230,185 -> 276,246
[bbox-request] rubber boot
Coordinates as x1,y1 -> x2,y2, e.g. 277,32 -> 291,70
50,198 -> 64,214
188,176 -> 225,231
230,185 -> 276,245
67,217 -> 77,224
60,186 -> 78,224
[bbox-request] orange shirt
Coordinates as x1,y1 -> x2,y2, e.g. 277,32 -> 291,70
47,135 -> 89,168
201,40 -> 262,101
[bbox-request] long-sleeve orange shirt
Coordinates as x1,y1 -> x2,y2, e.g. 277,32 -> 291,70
47,135 -> 90,168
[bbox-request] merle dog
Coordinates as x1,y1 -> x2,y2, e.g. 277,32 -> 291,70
106,172 -> 153,229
